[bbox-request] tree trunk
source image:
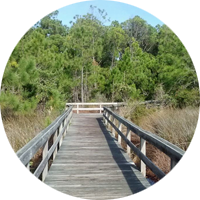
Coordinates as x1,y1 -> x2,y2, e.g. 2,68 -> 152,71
81,65 -> 84,103
112,80 -> 114,102
85,69 -> 88,102
111,54 -> 114,69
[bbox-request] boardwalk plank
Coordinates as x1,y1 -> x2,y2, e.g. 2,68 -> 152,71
44,114 -> 151,199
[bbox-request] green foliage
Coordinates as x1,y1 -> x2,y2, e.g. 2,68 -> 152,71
44,116 -> 52,127
122,16 -> 158,55
175,89 -> 200,108
129,104 -> 156,124
39,11 -> 68,36
1,8 -> 199,115
115,39 -> 157,100
1,56 -> 39,113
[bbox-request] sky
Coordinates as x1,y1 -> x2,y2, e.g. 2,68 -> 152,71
32,0 -> 195,26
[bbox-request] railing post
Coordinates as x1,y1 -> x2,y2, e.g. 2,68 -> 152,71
103,109 -> 105,123
64,118 -> 67,137
59,123 -> 63,147
77,104 -> 79,114
53,130 -> 58,160
66,116 -> 69,131
140,138 -> 146,177
112,116 -> 115,137
104,110 -> 106,124
42,141 -> 48,181
126,128 -> 131,156
171,159 -> 179,200
105,111 -> 108,127
108,113 -> 112,131
69,110 -> 73,124
21,163 -> 30,200
118,122 -> 122,144
100,104 -> 102,113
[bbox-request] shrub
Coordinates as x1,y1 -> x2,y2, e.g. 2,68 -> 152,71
175,89 -> 200,108
118,101 -> 156,124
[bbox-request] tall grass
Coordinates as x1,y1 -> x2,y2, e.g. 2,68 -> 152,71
0,110 -> 58,200
1,109 -> 59,152
138,107 -> 199,150
118,104 -> 199,181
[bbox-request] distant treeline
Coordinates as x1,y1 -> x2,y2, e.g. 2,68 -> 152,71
0,6 -> 199,113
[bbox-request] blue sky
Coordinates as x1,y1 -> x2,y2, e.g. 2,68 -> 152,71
32,0 -> 195,26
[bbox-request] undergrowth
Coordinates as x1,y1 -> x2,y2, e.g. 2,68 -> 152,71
138,107 -> 199,150
119,103 -> 199,150
118,101 -> 157,124
118,103 -> 199,182
1,108 -> 59,152
0,109 -> 59,200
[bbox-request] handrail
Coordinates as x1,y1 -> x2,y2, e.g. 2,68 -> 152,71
66,102 -> 126,114
16,106 -> 73,181
66,102 -> 126,105
103,107 -> 185,179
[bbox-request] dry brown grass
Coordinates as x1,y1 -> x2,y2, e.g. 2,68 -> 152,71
3,114 -> 44,152
1,109 -> 59,152
138,107 -> 199,150
117,101 -> 142,121
0,110 -> 58,200
117,105 -> 199,182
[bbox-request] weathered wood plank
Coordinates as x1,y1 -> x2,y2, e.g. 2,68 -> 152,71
44,114 -> 151,199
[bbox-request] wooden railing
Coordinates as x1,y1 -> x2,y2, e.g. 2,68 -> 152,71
16,106 -> 73,181
103,107 -> 185,179
66,102 -> 126,114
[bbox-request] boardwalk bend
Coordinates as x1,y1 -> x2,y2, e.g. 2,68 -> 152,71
17,103 -> 185,199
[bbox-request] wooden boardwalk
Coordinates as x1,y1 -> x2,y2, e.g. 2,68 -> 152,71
44,114 -> 151,199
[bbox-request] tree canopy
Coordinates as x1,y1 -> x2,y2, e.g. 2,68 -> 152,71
0,8 -> 199,113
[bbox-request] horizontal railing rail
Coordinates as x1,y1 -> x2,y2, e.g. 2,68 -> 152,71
16,106 -> 73,181
66,102 -> 126,114
103,107 -> 185,179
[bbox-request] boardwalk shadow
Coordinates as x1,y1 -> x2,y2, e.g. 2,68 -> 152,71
96,117 -> 150,194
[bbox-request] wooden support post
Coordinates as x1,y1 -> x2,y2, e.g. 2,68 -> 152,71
126,128 -> 131,156
59,123 -> 63,147
105,112 -> 108,127
66,117 -> 69,131
171,159 -> 180,200
103,109 -> 105,123
107,113 -> 110,128
99,104 -> 102,113
77,104 -> 79,114
69,111 -> 72,124
106,112 -> 108,127
112,116 -> 115,137
64,118 -> 67,137
140,138 -> 146,177
118,122 -> 122,145
53,130 -> 58,160
108,114 -> 112,131
21,163 -> 30,200
42,141 -> 48,181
